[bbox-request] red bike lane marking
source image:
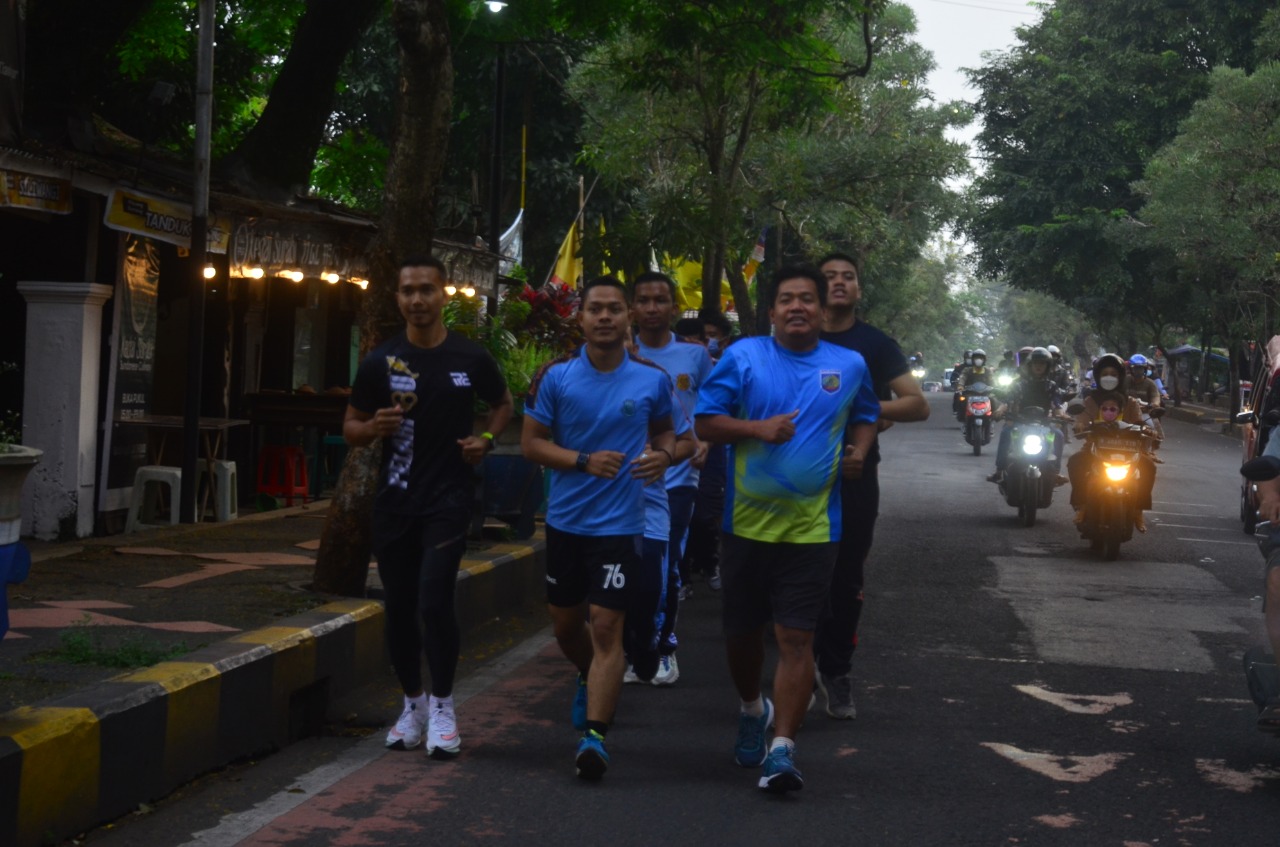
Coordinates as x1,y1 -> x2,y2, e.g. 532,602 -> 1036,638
238,643 -> 566,845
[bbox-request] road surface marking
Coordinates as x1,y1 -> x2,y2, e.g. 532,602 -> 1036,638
1194,758 -> 1279,793
981,742 -> 1131,783
1014,685 -> 1132,715
1153,524 -> 1236,531
1175,538 -> 1255,546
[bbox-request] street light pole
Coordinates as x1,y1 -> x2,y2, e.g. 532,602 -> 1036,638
180,0 -> 214,523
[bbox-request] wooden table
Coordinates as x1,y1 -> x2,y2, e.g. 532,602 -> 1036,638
113,415 -> 249,519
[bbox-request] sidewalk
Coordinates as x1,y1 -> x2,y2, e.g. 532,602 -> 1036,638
0,500 -> 545,847
1164,398 -> 1231,427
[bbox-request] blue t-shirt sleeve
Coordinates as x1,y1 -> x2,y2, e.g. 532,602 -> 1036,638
695,349 -> 743,418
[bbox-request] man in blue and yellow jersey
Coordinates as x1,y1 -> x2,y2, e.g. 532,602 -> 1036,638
696,266 -> 879,794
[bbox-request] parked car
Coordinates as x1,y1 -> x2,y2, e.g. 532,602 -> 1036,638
923,381 -> 943,393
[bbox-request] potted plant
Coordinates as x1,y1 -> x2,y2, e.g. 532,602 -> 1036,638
1,362 -> 40,638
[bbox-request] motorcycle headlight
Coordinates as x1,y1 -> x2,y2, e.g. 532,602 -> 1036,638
1021,435 -> 1043,455
1103,462 -> 1130,481
911,368 -> 926,379
997,374 -> 1014,387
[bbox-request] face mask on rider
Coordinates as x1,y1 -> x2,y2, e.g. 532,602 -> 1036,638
1100,404 -> 1120,422
1099,375 -> 1120,390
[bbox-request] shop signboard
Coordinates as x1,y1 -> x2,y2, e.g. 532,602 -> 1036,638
98,234 -> 160,511
104,188 -> 232,253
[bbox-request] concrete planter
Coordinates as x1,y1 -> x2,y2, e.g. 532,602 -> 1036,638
0,446 -> 41,546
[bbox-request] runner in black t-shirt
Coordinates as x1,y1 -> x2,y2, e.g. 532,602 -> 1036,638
345,255 -> 513,760
814,252 -> 929,720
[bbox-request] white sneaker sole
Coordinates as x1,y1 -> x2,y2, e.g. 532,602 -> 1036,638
427,736 -> 461,759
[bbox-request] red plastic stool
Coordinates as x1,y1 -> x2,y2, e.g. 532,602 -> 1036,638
255,446 -> 310,506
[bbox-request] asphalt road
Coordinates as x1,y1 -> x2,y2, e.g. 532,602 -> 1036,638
74,393 -> 1280,846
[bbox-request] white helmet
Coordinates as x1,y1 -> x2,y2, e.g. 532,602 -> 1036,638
1047,344 -> 1061,358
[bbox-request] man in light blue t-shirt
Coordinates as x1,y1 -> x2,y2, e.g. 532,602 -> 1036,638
696,266 -> 879,795
632,271 -> 714,687
522,276 -> 684,781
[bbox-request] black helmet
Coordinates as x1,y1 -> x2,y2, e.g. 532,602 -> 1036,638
1092,353 -> 1127,392
1029,346 -> 1052,364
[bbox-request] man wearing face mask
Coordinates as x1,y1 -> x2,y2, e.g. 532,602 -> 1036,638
700,310 -> 733,362
955,348 -> 994,422
1068,354 -> 1156,531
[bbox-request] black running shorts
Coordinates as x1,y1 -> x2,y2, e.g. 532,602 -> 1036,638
720,533 -> 839,634
544,525 -> 643,611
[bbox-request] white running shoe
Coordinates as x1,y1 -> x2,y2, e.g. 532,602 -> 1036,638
623,664 -> 642,684
652,654 -> 680,686
385,699 -> 427,750
427,698 -> 462,759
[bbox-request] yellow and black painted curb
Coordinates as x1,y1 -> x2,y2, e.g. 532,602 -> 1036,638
0,599 -> 384,847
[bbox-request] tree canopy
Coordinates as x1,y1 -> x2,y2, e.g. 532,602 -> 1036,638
963,0 -> 1272,346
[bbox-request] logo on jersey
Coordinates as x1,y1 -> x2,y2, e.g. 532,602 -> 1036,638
621,399 -> 637,416
385,356 -> 419,380
384,359 -> 419,490
820,370 -> 841,394
676,373 -> 692,391
450,372 -> 471,387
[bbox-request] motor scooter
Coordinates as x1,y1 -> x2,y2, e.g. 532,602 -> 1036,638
998,400 -> 1072,527
1238,454 -> 1280,729
962,381 -> 994,456
1066,403 -> 1163,560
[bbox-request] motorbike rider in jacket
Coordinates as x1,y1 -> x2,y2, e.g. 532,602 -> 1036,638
1067,354 -> 1158,532
1250,439 -> 1280,731
955,349 -> 995,422
987,347 -> 1065,483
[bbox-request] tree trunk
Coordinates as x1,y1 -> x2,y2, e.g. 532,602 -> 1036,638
723,260 -> 756,336
313,0 -> 454,596
222,0 -> 382,197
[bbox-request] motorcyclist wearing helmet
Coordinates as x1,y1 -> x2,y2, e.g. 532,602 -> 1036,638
987,347 -> 1066,483
1046,344 -> 1072,391
956,349 -> 995,421
1126,354 -> 1162,405
1067,354 -> 1157,532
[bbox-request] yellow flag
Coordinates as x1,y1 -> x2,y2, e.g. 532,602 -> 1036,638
550,220 -> 581,287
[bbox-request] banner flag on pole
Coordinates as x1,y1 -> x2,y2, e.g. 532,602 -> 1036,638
549,219 -> 581,287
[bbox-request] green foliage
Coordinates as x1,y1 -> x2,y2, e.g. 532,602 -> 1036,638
443,285 -> 578,402
963,0 -> 1272,339
103,0 -> 308,156
51,622 -> 191,669
311,129 -> 390,212
1137,63 -> 1280,342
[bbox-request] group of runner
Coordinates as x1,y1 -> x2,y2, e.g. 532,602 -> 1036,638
344,252 -> 928,795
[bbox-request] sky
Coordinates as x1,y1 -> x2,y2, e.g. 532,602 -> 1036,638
902,0 -> 1047,155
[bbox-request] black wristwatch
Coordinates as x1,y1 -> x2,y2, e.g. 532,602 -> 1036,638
576,451 -> 591,472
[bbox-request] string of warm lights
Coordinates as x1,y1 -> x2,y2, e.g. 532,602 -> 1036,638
203,264 -> 370,290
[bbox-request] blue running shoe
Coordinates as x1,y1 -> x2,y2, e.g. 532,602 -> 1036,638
733,697 -> 774,767
572,674 -> 588,731
758,745 -> 804,793
575,730 -> 609,780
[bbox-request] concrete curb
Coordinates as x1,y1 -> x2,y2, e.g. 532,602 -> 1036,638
0,532 -> 546,847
